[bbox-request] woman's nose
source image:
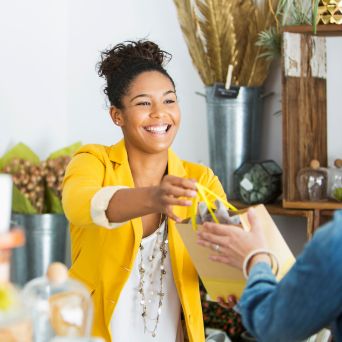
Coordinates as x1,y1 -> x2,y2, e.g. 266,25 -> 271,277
150,103 -> 165,118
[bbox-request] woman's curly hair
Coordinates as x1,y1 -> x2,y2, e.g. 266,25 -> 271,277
97,40 -> 175,108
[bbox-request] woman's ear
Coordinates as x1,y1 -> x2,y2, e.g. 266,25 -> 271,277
110,106 -> 123,127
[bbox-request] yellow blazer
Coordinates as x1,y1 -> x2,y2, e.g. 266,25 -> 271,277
62,140 -> 226,342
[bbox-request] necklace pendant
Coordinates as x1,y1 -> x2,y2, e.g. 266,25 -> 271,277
152,332 -> 156,338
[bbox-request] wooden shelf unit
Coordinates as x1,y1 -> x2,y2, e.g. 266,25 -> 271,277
281,25 -> 341,230
283,200 -> 342,210
283,24 -> 342,36
230,201 -> 316,239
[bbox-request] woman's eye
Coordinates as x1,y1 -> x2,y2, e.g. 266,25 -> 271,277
165,99 -> 176,104
136,101 -> 150,106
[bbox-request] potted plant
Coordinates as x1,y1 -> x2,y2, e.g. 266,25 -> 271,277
0,142 -> 81,285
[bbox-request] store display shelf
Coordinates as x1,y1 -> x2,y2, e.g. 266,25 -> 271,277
283,200 -> 342,210
283,24 -> 342,36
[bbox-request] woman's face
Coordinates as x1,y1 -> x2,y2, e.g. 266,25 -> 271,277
111,71 -> 180,155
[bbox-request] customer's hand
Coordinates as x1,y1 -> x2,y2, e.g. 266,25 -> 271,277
197,208 -> 269,271
217,295 -> 237,309
152,175 -> 197,222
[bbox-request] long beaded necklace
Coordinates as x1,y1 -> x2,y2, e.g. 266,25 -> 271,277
138,214 -> 168,338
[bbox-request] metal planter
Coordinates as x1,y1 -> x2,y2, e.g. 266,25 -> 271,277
205,85 -> 263,197
10,213 -> 68,286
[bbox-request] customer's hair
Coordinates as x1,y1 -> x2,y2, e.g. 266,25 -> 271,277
97,40 -> 175,109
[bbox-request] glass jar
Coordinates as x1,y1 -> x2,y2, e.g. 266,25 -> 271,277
234,160 -> 282,204
328,159 -> 342,201
296,160 -> 328,201
22,262 -> 93,342
0,283 -> 32,341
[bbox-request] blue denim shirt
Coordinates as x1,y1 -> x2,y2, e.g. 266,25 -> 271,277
238,210 -> 342,342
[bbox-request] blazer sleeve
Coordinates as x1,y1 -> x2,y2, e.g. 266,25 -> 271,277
62,152 -> 106,227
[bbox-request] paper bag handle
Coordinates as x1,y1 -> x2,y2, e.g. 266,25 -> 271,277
191,183 -> 238,230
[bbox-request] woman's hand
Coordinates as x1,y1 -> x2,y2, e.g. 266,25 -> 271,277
197,208 -> 269,271
151,175 -> 197,222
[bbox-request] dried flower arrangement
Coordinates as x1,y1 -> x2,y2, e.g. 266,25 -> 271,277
173,0 -> 285,87
173,0 -> 329,85
0,142 -> 81,214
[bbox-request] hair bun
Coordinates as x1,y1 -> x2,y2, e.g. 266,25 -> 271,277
98,40 -> 171,79
97,39 -> 174,108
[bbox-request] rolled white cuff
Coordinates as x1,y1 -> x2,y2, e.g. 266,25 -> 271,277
90,186 -> 129,229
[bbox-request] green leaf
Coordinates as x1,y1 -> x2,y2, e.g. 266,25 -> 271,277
0,143 -> 40,170
47,141 -> 82,160
45,188 -> 64,214
12,185 -> 37,214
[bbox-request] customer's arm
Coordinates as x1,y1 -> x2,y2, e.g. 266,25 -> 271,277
198,210 -> 342,342
241,211 -> 342,342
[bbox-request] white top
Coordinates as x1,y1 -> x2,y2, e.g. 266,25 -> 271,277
91,186 -> 183,342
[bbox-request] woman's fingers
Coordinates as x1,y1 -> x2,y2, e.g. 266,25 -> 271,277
161,195 -> 193,207
197,238 -> 215,249
202,221 -> 241,236
247,207 -> 262,234
197,230 -> 230,247
209,254 -> 232,264
166,212 -> 181,222
163,183 -> 197,199
164,175 -> 197,190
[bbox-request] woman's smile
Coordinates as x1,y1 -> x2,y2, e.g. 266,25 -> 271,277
143,123 -> 172,135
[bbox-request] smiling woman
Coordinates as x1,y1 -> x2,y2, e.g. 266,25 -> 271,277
111,70 -> 180,156
61,40 -> 227,342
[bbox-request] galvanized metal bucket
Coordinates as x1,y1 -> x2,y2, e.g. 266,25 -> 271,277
10,213 -> 68,286
205,85 -> 263,197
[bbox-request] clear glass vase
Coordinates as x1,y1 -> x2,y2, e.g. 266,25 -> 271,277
296,160 -> 328,201
328,159 -> 342,201
22,263 -> 93,342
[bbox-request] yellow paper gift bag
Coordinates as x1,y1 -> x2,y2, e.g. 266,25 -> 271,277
175,184 -> 295,300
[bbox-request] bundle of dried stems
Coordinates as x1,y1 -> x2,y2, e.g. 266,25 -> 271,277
173,0 -> 282,87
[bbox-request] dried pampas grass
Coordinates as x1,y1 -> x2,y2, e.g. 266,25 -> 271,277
173,0 -> 281,87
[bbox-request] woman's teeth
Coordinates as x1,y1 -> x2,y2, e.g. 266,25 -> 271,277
144,125 -> 169,133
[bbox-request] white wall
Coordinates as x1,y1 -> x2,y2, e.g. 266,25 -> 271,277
327,37 -> 342,166
1,1 -> 341,255
0,0 -> 68,159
